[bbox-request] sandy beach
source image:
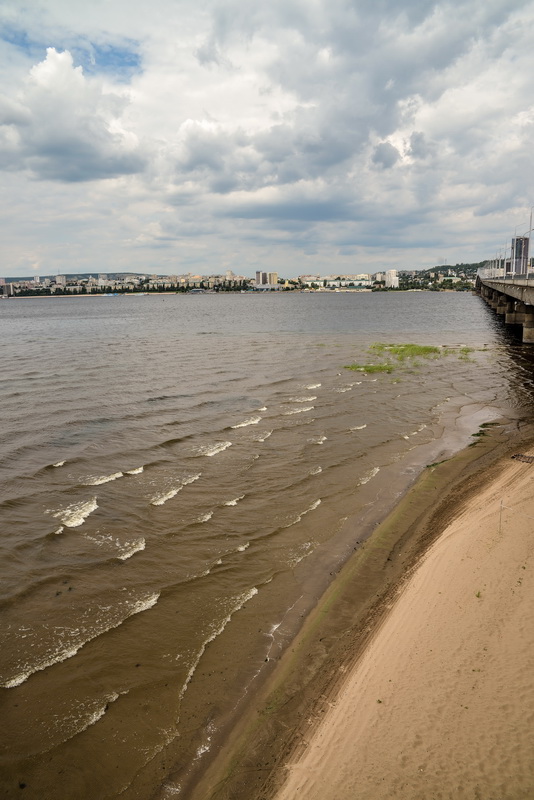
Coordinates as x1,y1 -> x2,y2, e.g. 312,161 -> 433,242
274,454 -> 534,800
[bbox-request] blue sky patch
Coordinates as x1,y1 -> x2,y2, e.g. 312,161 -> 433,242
0,24 -> 141,82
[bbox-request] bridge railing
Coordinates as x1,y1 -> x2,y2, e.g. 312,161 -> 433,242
478,268 -> 534,284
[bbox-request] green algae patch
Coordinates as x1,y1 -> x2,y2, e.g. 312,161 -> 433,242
343,342 -> 479,375
344,363 -> 394,373
370,342 -> 441,361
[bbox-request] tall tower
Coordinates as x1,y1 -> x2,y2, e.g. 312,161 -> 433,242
511,237 -> 529,273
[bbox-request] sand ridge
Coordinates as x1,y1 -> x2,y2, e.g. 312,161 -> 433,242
275,458 -> 534,800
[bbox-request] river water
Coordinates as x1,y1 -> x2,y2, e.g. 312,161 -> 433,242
1,291 -> 533,799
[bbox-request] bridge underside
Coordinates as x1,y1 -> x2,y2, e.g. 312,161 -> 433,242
476,278 -> 534,342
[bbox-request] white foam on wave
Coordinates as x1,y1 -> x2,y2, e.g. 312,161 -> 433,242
283,406 -> 314,415
60,691 -> 121,741
306,383 -> 321,389
196,511 -> 213,523
54,526 -> 64,535
151,487 -> 182,506
83,472 -> 123,486
1,592 -> 160,689
290,396 -> 317,402
51,497 -> 98,528
358,466 -> 380,485
283,499 -> 321,528
256,406 -> 267,411
224,495 -> 245,506
125,466 -> 144,475
231,416 -> 261,428
195,441 -> 232,457
350,424 -> 367,431
288,541 -> 316,568
309,466 -> 322,475
52,461 -> 65,467
309,435 -> 327,444
151,473 -> 201,505
334,386 -> 352,393
236,542 -> 250,552
253,430 -> 272,442
178,587 -> 259,701
117,538 -> 145,560
410,424 -> 426,436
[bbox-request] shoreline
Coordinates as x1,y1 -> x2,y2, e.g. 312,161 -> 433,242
273,440 -> 534,799
192,418 -> 534,800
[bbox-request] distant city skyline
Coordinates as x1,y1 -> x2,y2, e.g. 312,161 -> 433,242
1,1 -> 534,278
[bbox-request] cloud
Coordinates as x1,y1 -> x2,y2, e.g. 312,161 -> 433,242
1,0 -> 534,276
0,47 -> 145,181
372,142 -> 401,169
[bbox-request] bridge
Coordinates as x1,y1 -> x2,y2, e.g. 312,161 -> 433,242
476,270 -> 534,342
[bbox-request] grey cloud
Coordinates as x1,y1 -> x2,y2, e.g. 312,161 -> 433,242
407,131 -> 434,159
372,141 -> 400,168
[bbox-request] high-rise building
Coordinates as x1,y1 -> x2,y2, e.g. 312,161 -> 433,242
385,269 -> 399,288
255,271 -> 268,285
267,272 -> 278,286
55,275 -> 66,286
511,237 -> 529,273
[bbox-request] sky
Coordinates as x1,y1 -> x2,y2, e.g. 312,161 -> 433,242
1,0 -> 534,278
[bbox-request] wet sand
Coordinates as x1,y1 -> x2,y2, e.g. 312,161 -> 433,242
196,423 -> 534,800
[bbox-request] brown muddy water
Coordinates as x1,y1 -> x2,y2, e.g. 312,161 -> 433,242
1,291 -> 533,799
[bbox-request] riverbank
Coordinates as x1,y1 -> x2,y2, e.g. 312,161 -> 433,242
194,419 -> 534,800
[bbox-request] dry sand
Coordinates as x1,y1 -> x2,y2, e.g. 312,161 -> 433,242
275,457 -> 534,800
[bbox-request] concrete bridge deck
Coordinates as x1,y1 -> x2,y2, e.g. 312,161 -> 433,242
476,273 -> 534,342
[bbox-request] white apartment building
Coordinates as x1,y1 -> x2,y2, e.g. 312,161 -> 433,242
385,269 -> 399,288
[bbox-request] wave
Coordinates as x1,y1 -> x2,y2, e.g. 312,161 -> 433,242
54,526 -> 64,535
309,435 -> 327,444
178,587 -> 258,701
52,461 -> 65,467
409,424 -> 426,435
151,487 -> 182,506
350,424 -> 367,431
151,473 -> 201,506
194,441 -> 232,457
50,497 -> 98,528
283,499 -> 321,528
289,396 -> 317,402
231,417 -> 261,428
82,471 -> 123,486
125,466 -> 144,475
57,691 -> 122,744
1,592 -> 160,689
283,406 -> 314,415
358,466 -> 380,485
196,511 -> 213,523
334,386 -> 352,393
305,383 -> 321,389
117,538 -> 145,560
253,430 -> 272,442
309,466 -> 322,475
224,495 -> 245,506
236,542 -> 250,552
256,406 -> 267,411
287,541 -> 315,568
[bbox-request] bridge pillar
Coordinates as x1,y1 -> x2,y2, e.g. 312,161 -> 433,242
513,301 -> 527,325
495,294 -> 508,315
504,299 -> 518,324
522,306 -> 534,343
488,289 -> 498,308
